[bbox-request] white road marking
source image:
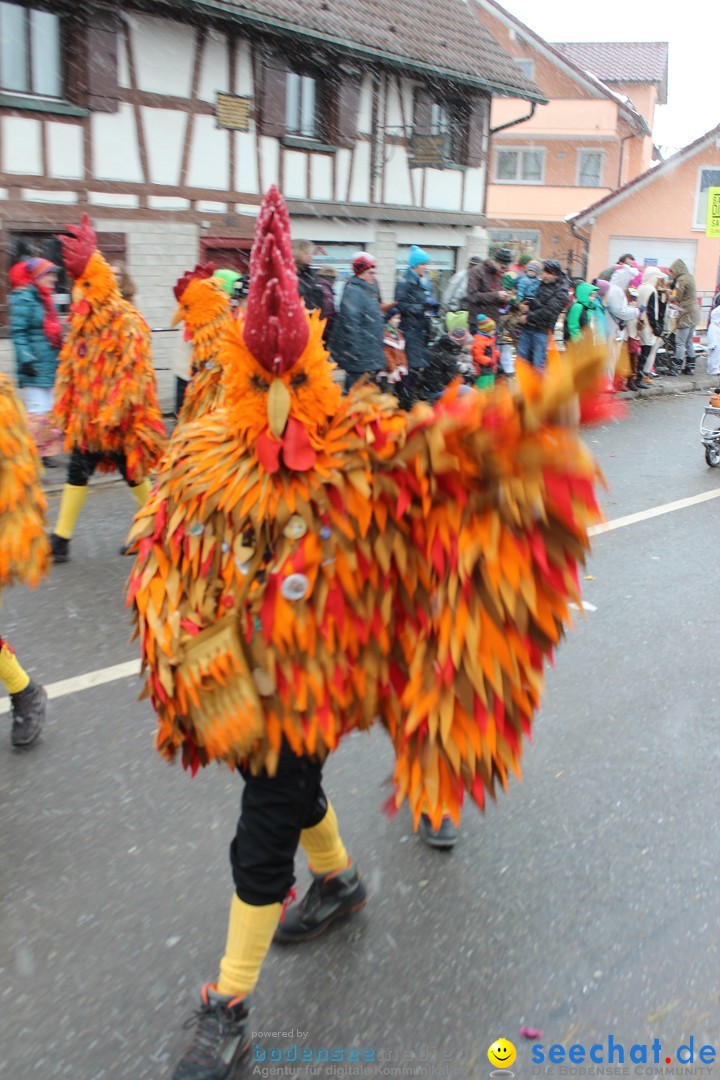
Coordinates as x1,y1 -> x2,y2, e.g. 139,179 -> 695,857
0,659 -> 139,714
2,489 -> 718,712
590,488 -> 720,536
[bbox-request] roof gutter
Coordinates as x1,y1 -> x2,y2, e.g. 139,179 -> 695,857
490,100 -> 537,135
160,0 -> 547,102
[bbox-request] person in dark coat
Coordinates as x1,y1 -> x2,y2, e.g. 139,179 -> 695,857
395,245 -> 435,370
516,259 -> 570,370
316,266 -> 337,343
328,253 -> 385,390
466,247 -> 513,331
293,239 -> 324,313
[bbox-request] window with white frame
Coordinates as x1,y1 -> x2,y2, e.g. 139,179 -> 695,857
513,58 -> 535,80
285,71 -> 319,138
694,168 -> 720,228
494,147 -> 545,184
577,149 -> 604,188
0,2 -> 61,97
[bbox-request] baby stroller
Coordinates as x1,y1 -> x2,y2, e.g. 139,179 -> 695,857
700,389 -> 720,466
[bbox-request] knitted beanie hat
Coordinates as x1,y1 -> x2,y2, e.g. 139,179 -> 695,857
408,245 -> 431,268
352,252 -> 376,275
27,257 -> 59,281
476,314 -> 496,334
526,259 -> 543,274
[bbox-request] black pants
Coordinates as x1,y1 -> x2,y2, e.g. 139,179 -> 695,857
67,447 -> 140,488
230,743 -> 328,906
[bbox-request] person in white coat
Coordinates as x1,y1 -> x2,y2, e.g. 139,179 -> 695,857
707,295 -> 720,376
605,265 -> 640,383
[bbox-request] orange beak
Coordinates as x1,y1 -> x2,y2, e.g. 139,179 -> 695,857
170,306 -> 184,328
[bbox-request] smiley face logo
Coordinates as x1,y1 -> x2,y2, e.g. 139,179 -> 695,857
488,1039 -> 517,1069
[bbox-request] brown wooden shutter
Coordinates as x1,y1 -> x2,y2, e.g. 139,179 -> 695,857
413,87 -> 433,135
85,10 -> 120,113
258,52 -> 288,137
334,73 -> 361,148
466,94 -> 488,168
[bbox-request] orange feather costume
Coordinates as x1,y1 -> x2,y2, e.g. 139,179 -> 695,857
171,264 -> 232,425
0,375 -> 48,587
53,214 -> 166,481
128,187 -> 605,830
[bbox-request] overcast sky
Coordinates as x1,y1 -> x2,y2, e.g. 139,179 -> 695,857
497,0 -> 714,155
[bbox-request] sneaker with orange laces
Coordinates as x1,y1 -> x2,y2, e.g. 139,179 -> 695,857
173,983 -> 249,1080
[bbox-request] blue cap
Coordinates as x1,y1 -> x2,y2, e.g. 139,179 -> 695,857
408,245 -> 431,268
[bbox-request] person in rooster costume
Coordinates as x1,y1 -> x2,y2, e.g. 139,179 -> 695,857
0,376 -> 49,746
171,264 -> 233,426
48,214 -> 166,563
128,187 -> 609,1079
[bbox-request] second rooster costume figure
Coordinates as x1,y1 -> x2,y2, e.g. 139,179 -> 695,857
49,214 -> 166,562
128,187 -> 606,1080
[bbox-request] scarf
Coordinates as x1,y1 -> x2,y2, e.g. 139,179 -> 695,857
33,282 -> 63,350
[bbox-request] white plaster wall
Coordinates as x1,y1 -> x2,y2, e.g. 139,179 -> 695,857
424,168 -> 462,212
283,151 -> 307,200
92,105 -> 143,182
88,192 -> 140,207
385,79 -> 404,130
143,108 -> 187,186
311,154 -> 332,201
259,137 -> 279,191
234,39 -> 253,95
47,122 -> 84,179
198,31 -> 229,102
129,13 -> 194,98
186,116 -> 229,189
3,116 -> 42,174
117,28 -> 131,89
357,75 -> 372,135
236,132 -> 258,194
22,189 -> 78,203
335,148 -> 351,201
384,147 -> 413,206
463,166 -> 485,215
349,142 -> 370,203
399,79 -> 414,128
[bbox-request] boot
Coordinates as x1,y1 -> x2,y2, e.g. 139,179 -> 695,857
173,984 -> 249,1080
273,863 -> 366,944
419,813 -> 458,849
10,680 -> 46,748
50,533 -> 70,563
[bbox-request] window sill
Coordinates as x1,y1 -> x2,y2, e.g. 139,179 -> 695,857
492,178 -> 544,185
0,92 -> 89,118
280,135 -> 338,154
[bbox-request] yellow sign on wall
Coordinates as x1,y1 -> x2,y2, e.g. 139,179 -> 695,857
706,187 -> 720,237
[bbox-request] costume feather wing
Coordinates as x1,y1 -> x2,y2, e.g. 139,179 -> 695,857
376,342 -> 606,828
0,375 -> 48,587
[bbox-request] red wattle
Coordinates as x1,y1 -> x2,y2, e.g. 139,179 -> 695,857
282,417 -> 316,471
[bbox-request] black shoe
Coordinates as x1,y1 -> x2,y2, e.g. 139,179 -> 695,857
273,863 -> 367,944
173,984 -> 250,1080
41,456 -> 61,468
419,813 -> 458,849
118,543 -> 134,556
10,680 -> 46,748
682,367 -> 695,375
50,533 -> 70,563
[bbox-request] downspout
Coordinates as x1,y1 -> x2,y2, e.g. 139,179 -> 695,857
484,101 -> 538,219
617,131 -> 635,187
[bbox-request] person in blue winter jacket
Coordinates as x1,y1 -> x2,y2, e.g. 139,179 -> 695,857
515,259 -> 542,303
9,257 -> 64,465
395,245 -> 435,371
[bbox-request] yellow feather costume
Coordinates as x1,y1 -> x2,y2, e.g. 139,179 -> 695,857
128,187 -> 606,829
171,267 -> 233,425
53,215 -> 166,481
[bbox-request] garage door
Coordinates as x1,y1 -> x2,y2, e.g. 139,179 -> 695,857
607,237 -> 697,273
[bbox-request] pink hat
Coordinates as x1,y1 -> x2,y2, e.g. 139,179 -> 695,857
595,279 -> 610,297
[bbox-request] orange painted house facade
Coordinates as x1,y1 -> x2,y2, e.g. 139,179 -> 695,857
472,0 -> 666,272
569,126 -> 720,294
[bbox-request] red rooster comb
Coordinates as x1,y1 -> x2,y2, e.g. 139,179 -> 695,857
242,186 -> 309,374
173,262 -> 216,302
60,213 -> 97,280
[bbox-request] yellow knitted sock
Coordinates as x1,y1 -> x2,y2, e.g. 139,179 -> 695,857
131,479 -> 152,509
216,894 -> 282,997
0,642 -> 30,695
300,800 -> 349,876
54,484 -> 88,539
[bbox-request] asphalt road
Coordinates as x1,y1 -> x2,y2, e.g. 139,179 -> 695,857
1,390 -> 720,1080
